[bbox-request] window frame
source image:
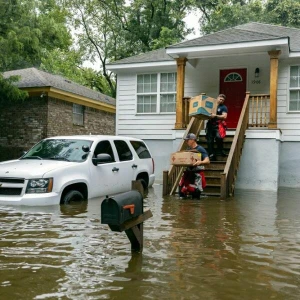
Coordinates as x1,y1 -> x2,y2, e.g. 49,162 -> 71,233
73,104 -> 84,126
224,72 -> 243,82
288,65 -> 300,112
136,72 -> 177,114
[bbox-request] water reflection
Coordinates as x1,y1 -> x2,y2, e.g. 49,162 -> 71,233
0,186 -> 300,299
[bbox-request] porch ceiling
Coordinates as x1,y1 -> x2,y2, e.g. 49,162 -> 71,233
166,38 -> 290,60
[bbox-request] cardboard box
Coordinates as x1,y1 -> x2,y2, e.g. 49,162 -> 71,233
189,94 -> 218,119
170,151 -> 202,166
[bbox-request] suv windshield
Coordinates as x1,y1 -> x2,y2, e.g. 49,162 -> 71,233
21,139 -> 93,162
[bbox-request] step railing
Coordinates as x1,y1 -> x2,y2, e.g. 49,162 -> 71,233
220,92 -> 250,198
248,94 -> 270,127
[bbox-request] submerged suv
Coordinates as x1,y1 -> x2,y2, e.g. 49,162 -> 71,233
0,135 -> 155,206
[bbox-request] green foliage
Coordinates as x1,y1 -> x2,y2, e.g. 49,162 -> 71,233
264,0 -> 300,27
64,0 -> 194,96
196,0 -> 300,34
0,74 -> 28,102
41,49 -> 114,96
197,0 -> 264,34
0,0 -> 71,71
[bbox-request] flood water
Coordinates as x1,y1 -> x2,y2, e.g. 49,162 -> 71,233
1,185 -> 300,300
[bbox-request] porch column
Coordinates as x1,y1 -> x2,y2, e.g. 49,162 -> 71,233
175,57 -> 187,129
268,50 -> 281,129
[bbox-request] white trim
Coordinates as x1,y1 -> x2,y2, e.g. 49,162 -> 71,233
290,52 -> 300,58
282,136 -> 300,142
166,38 -> 289,55
116,76 -> 120,135
107,61 -> 176,71
245,129 -> 282,140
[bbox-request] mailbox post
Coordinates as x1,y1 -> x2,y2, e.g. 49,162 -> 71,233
101,187 -> 152,252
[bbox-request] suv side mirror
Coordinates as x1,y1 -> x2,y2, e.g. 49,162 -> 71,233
92,153 -> 112,166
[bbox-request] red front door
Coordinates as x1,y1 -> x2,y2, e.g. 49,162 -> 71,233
220,69 -> 247,128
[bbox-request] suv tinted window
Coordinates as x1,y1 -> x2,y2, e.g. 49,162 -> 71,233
130,141 -> 151,159
114,140 -> 133,161
94,140 -> 115,162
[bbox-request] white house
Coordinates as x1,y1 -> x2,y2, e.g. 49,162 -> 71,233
107,22 -> 300,192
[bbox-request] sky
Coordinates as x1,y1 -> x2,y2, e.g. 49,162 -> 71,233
184,9 -> 202,40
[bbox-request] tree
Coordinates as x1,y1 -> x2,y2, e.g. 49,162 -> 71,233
40,49 -> 112,95
0,0 -> 71,101
64,0 -> 194,97
0,0 -> 71,71
196,0 -> 264,34
0,74 -> 28,102
195,0 -> 300,35
264,0 -> 300,28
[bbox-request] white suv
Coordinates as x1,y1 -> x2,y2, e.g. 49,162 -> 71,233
0,135 -> 155,206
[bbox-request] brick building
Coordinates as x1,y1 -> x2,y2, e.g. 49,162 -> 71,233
0,68 -> 116,161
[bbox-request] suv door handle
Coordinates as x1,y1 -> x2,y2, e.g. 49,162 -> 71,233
112,167 -> 119,172
132,164 -> 138,169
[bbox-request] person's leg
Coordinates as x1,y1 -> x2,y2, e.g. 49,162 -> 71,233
190,172 -> 202,199
206,123 -> 216,159
178,171 -> 187,198
216,132 -> 226,156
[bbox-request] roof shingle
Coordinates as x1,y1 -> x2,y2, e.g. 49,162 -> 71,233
108,22 -> 300,66
3,68 -> 116,106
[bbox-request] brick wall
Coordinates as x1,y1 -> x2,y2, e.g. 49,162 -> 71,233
0,96 -> 48,161
0,96 -> 115,162
47,98 -> 115,136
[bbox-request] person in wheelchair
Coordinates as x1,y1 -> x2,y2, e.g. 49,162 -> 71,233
178,133 -> 210,199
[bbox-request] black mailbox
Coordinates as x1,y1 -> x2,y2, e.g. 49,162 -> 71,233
101,190 -> 143,231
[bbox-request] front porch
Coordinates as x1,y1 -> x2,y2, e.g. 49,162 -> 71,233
174,50 -> 281,131
162,92 -> 282,198
161,48 -> 283,199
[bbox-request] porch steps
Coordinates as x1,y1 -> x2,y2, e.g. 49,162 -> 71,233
197,135 -> 233,197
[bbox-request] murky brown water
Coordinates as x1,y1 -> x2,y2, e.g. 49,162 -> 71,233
1,186 -> 300,300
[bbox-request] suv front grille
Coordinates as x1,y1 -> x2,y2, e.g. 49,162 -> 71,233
0,178 -> 25,184
0,177 -> 25,196
0,187 -> 23,195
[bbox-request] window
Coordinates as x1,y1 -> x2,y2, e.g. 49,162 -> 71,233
224,73 -> 242,82
73,104 -> 84,125
94,141 -> 115,162
130,141 -> 151,159
137,73 -> 177,113
289,66 -> 300,111
114,140 -> 133,161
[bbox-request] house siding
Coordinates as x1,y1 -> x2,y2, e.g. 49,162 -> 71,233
116,73 -> 176,140
0,96 -> 115,162
116,53 -> 271,141
277,58 -> 300,141
115,54 -> 277,181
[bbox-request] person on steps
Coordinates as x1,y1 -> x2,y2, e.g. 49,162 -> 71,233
206,94 -> 228,161
178,133 -> 210,199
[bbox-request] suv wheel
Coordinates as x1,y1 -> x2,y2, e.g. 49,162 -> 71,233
62,190 -> 84,204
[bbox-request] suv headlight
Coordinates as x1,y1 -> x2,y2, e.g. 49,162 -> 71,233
26,178 -> 53,194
